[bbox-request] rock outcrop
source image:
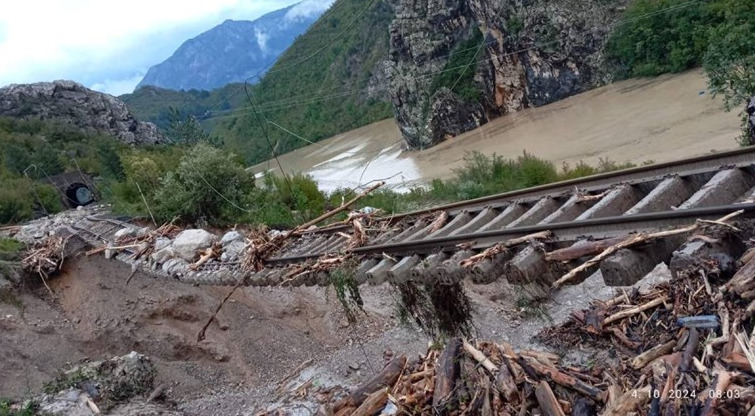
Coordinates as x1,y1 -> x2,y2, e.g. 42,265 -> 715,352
0,80 -> 166,145
386,0 -> 631,149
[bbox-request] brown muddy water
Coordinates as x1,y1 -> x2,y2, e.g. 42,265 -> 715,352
250,70 -> 742,193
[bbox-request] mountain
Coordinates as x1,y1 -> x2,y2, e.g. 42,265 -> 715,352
0,80 -> 165,145
125,0 -> 633,164
212,0 -> 396,165
135,2 -> 328,91
124,0 -> 396,165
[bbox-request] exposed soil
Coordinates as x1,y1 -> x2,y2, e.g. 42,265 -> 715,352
251,70 -> 741,192
0,249 -> 670,414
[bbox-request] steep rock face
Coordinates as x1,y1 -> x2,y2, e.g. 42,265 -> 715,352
387,0 -> 631,149
0,80 -> 166,145
136,3 -> 324,91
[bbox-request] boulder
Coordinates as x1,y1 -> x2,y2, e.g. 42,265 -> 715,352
220,231 -> 244,246
172,229 -> 217,261
220,231 -> 246,262
114,227 -> 137,242
151,246 -> 174,264
154,237 -> 172,252
36,351 -> 156,416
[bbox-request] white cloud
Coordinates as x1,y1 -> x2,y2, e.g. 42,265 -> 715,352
285,0 -> 336,22
90,73 -> 146,96
255,28 -> 270,53
0,0 -> 303,94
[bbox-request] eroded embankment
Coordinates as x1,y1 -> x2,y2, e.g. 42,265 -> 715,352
0,253 -> 422,414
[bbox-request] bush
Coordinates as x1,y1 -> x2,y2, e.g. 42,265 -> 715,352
152,143 -> 255,225
0,178 -> 63,225
606,0 -> 712,78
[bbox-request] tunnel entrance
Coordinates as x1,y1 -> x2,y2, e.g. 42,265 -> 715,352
64,183 -> 95,207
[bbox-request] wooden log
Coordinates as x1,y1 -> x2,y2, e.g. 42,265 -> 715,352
701,371 -> 734,416
293,181 -> 385,234
679,327 -> 700,373
496,342 -> 524,383
462,340 -> 498,374
572,397 -> 596,416
495,358 -> 518,402
481,378 -> 493,416
146,384 -> 167,403
554,210 -> 744,288
602,386 -> 651,415
535,380 -> 565,416
433,338 -> 461,413
602,297 -> 666,327
725,253 -> 755,297
546,236 -> 629,262
631,340 -> 676,370
333,355 -> 407,412
351,388 -> 388,416
519,357 -> 602,400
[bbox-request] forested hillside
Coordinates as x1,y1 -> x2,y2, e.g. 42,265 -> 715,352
123,0 -> 395,166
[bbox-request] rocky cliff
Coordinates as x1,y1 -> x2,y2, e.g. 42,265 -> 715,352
387,0 -> 631,149
0,80 -> 166,145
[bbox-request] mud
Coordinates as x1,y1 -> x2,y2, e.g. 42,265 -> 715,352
251,70 -> 740,192
0,249 -> 671,414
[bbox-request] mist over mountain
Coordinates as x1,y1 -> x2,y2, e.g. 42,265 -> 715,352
136,1 -> 331,91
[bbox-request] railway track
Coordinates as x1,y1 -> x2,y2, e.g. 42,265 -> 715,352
63,147 -> 755,290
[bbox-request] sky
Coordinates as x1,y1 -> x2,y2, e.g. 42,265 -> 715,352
0,0 -> 333,96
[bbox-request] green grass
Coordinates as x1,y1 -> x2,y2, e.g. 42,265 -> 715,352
0,238 -> 25,261
0,399 -> 37,416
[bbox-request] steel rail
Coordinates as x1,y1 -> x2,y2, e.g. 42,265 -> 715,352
267,202 -> 755,264
308,146 -> 755,235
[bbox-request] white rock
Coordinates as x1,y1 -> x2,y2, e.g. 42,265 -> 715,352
222,241 -> 246,261
153,238 -> 172,251
162,258 -> 189,275
220,231 -> 244,246
114,227 -> 137,242
104,242 -> 116,259
151,246 -> 175,264
172,229 -> 217,261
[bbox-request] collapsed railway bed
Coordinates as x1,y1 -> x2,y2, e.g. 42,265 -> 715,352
32,147 -> 755,294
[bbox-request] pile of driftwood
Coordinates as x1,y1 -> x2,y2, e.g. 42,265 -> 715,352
290,239 -> 755,416
537,245 -> 755,415
21,235 -> 68,294
315,338 -> 609,416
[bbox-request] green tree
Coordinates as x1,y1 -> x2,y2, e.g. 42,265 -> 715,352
704,10 -> 755,110
153,143 -> 255,225
2,143 -> 32,175
30,142 -> 64,178
97,141 -> 125,180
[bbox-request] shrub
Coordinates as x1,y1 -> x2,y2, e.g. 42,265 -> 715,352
152,143 -> 255,226
0,181 -> 33,225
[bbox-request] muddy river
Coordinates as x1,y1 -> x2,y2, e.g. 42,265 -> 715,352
250,70 -> 742,193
